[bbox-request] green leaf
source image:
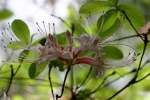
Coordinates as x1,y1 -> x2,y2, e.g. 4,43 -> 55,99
28,63 -> 36,79
118,3 -> 145,29
36,61 -> 48,76
56,33 -> 67,45
66,5 -> 86,35
102,46 -> 123,59
79,1 -> 113,14
11,19 -> 30,44
97,10 -> 120,37
99,19 -> 120,37
72,22 -> 86,36
28,61 -> 48,79
0,9 -> 13,20
84,21 -> 98,35
7,41 -> 26,50
97,10 -> 118,32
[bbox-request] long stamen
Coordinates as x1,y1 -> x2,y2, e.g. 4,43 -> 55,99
42,21 -> 47,35
36,22 -> 45,34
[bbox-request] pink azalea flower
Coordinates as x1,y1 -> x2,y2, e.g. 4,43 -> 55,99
37,31 -> 136,76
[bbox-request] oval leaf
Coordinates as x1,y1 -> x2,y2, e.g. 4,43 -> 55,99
56,33 -> 67,45
97,10 -> 118,32
36,61 -> 48,77
99,19 -> 120,37
102,46 -> 123,59
0,9 -> 13,20
28,61 -> 48,79
11,19 -> 30,44
79,1 -> 113,14
28,63 -> 36,79
118,3 -> 145,29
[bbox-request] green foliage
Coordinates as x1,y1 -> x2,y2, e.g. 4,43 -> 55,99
66,5 -> 86,35
1,0 -> 149,99
98,10 -> 118,32
28,63 -> 37,79
102,46 -> 123,59
118,3 -> 145,29
97,9 -> 120,37
11,19 -> 30,44
56,32 -> 67,45
0,9 -> 13,20
79,1 -> 113,14
28,61 -> 48,79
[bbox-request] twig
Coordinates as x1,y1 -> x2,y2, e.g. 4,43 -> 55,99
135,73 -> 150,83
135,34 -> 148,76
56,67 -> 71,100
48,64 -> 55,100
5,65 -> 14,96
106,69 -> 150,100
104,34 -> 142,43
0,63 -> 22,97
13,64 -> 21,76
119,9 -> 144,41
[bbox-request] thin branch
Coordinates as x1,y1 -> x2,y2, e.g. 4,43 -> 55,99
106,65 -> 150,98
135,73 -> 150,83
107,40 -> 147,100
56,67 -> 71,100
13,64 -> 21,76
119,9 -> 144,41
5,65 -> 14,96
48,64 -> 55,100
135,35 -> 148,76
104,34 -> 141,43
107,81 -> 132,100
0,63 -> 22,97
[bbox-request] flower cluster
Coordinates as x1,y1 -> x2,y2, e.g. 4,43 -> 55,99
38,31 -> 136,76
38,31 -> 105,75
